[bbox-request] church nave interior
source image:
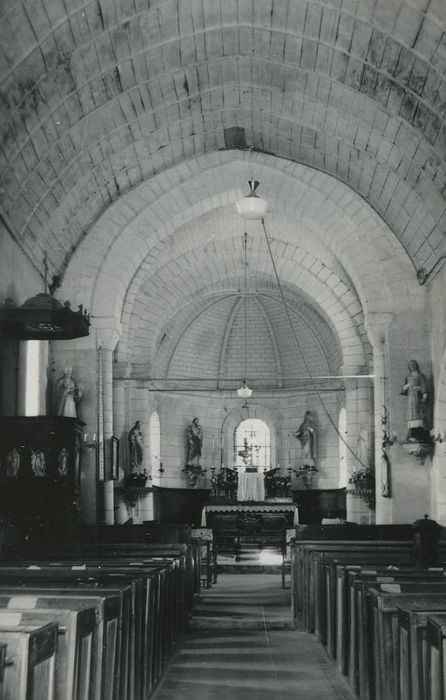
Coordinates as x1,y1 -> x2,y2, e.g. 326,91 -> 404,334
0,0 -> 446,697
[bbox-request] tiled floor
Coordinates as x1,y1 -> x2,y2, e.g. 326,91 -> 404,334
152,574 -> 354,699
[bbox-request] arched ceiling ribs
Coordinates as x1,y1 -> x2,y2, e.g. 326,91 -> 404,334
254,296 -> 284,389
217,296 -> 242,390
65,151 -> 416,330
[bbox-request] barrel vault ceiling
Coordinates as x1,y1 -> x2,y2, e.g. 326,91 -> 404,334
0,0 -> 445,369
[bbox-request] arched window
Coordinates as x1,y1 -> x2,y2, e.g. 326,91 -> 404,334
234,418 -> 271,469
149,411 -> 161,472
338,407 -> 348,487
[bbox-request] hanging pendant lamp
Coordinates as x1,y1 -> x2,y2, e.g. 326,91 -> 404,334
236,179 -> 269,220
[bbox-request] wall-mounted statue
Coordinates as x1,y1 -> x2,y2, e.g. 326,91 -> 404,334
295,411 -> 316,465
6,447 -> 20,478
56,366 -> 83,418
128,421 -> 144,473
401,359 -> 430,442
57,447 -> 69,477
186,417 -> 203,467
31,449 -> 46,477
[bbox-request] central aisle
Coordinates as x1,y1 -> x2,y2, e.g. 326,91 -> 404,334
152,574 -> 354,700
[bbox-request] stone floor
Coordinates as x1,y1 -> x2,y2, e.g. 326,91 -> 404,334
152,574 -> 355,700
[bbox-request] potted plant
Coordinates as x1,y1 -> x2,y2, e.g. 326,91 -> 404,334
348,467 -> 375,509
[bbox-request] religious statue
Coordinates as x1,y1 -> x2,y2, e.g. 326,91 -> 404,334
57,447 -> 69,477
401,359 -> 430,442
30,449 -> 46,477
186,417 -> 203,467
6,448 -> 20,478
295,411 -> 316,465
128,421 -> 144,473
56,366 -> 82,418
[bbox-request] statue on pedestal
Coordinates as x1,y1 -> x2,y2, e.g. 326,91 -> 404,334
295,411 -> 316,465
128,421 -> 144,474
401,360 -> 430,442
56,366 -> 82,418
186,418 -> 203,468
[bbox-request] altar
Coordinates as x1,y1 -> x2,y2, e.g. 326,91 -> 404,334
201,502 -> 299,527
237,471 -> 265,502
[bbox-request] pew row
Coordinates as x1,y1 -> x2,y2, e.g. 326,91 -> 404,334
0,539 -> 199,699
290,524 -> 446,700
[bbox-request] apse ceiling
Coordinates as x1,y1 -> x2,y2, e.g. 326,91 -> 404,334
125,279 -> 346,388
1,0 -> 446,290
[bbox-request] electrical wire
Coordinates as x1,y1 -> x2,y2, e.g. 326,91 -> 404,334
260,217 -> 371,472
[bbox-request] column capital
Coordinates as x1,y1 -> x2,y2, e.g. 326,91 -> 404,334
92,316 -> 122,351
365,312 -> 393,348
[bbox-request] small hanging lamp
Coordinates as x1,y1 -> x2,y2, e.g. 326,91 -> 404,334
236,179 -> 269,220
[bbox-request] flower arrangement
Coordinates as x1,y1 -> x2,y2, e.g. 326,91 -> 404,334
264,469 -> 292,498
348,467 -> 375,509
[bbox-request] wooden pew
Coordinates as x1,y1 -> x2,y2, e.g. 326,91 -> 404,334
0,622 -> 58,700
425,613 -> 446,700
0,555 -> 190,699
321,553 -> 427,658
398,603 -> 446,700
0,537 -> 199,699
366,584 -> 446,700
0,607 -> 96,700
0,641 -> 6,698
0,575 -> 124,700
0,565 -> 160,699
335,567 -> 446,679
292,541 -> 416,634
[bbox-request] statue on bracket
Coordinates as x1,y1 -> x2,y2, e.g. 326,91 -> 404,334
186,417 -> 203,468
6,447 -> 20,478
56,366 -> 83,418
295,411 -> 316,466
400,359 -> 430,442
128,421 -> 144,474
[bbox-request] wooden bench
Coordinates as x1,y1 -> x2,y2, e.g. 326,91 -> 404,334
0,534 -> 201,699
335,566 -> 446,678
366,584 -> 446,700
397,603 -> 446,700
426,613 -> 446,700
0,622 -> 58,700
291,541 -> 416,633
0,561 -> 172,699
0,549 -> 195,699
0,607 -> 96,700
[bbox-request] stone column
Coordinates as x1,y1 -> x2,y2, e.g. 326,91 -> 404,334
342,367 -> 374,523
51,317 -> 121,525
366,313 -> 393,524
95,321 -> 121,525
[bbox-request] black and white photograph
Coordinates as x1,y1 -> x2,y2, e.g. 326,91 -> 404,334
0,0 -> 446,698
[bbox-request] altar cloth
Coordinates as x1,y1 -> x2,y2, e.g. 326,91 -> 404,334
237,472 -> 265,502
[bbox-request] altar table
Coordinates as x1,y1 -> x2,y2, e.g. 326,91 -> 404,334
201,503 -> 299,527
237,472 -> 265,502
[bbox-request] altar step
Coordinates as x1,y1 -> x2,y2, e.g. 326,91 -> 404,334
218,564 -> 282,575
217,545 -> 286,575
